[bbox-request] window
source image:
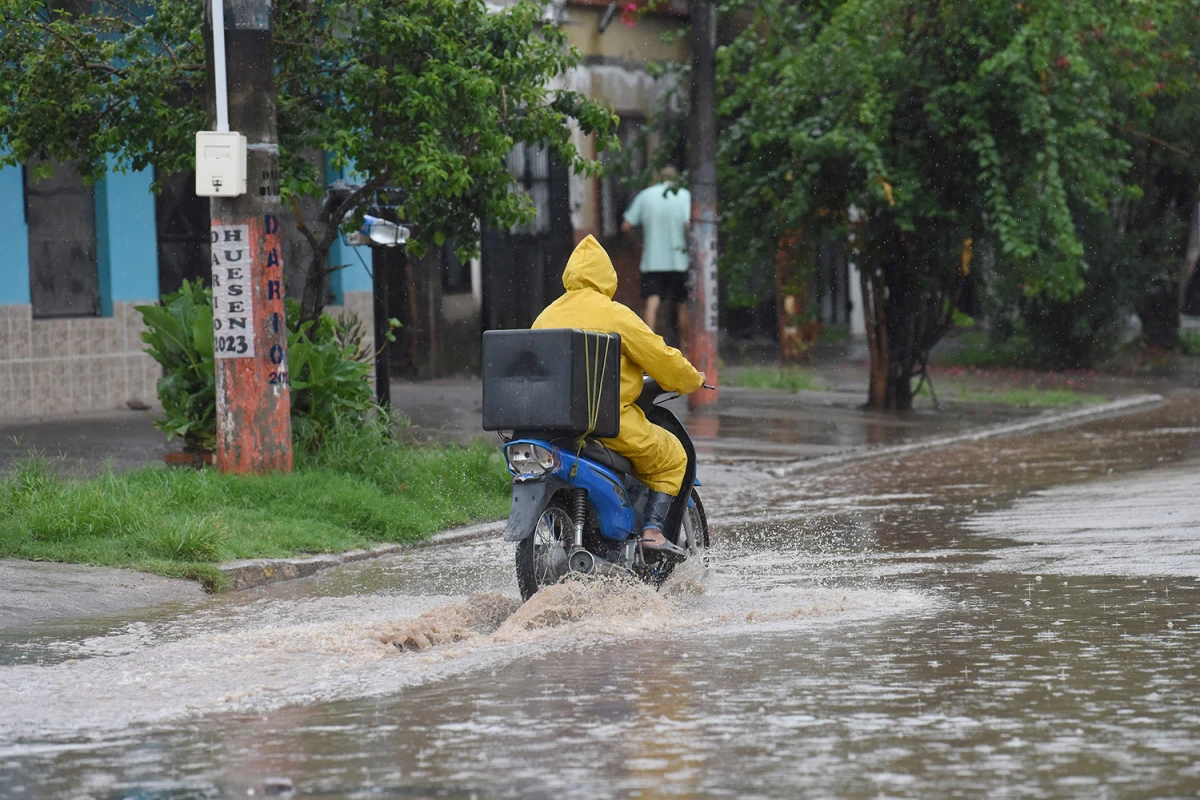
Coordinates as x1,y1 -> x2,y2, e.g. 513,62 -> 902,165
24,159 -> 101,318
508,143 -> 552,236
440,242 -> 471,294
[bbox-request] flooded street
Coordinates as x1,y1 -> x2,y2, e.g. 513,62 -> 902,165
3,396 -> 1200,798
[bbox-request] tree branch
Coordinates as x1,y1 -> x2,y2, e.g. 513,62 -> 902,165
289,194 -> 323,257
1121,124 -> 1191,157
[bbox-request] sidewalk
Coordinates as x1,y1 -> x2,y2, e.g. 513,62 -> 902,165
4,355 -> 1167,476
0,409 -> 170,476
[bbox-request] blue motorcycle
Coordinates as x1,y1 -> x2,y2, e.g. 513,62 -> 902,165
499,376 -> 711,600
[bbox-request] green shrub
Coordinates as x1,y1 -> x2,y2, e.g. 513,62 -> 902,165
1180,329 -> 1200,357
137,279 -> 216,450
138,285 -> 378,452
284,300 -> 377,450
936,330 -> 1039,369
978,213 -> 1141,370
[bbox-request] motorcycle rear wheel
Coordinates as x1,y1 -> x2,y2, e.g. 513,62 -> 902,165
515,496 -> 573,601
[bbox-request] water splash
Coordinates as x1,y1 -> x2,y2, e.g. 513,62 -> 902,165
374,592 -> 522,650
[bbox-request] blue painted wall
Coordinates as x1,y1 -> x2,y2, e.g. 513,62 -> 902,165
4,152 -> 373,313
94,160 -> 158,312
325,159 -> 374,299
0,164 -> 32,305
335,239 -> 375,295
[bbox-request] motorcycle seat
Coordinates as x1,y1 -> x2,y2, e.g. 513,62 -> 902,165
578,440 -> 635,476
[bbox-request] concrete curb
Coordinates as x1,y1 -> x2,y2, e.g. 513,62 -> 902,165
218,393 -> 1163,592
219,520 -> 505,591
767,393 -> 1165,479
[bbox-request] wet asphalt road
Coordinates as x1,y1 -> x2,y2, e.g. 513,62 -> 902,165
1,395 -> 1199,798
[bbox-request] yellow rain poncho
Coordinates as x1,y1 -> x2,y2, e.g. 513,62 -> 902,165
532,235 -> 704,495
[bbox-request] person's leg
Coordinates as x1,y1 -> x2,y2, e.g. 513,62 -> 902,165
641,272 -> 664,332
640,489 -> 674,547
600,406 -> 688,546
643,294 -> 661,332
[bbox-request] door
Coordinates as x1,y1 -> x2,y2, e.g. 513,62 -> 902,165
481,143 -> 574,331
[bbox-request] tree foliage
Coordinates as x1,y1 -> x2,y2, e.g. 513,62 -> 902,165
1,0 -> 616,320
718,0 -> 1195,405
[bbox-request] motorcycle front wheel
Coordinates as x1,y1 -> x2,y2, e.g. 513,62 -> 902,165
515,496 -> 573,601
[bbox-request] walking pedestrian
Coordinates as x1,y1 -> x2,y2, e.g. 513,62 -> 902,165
621,166 -> 691,347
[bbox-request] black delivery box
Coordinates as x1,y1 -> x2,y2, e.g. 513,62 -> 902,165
482,329 -> 622,438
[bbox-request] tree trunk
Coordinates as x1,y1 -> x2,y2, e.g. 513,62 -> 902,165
862,256 -> 948,411
884,262 -> 920,410
1139,282 -> 1180,351
299,245 -> 331,325
861,268 -> 889,408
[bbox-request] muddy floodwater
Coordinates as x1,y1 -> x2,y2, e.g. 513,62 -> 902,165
2,397 -> 1200,798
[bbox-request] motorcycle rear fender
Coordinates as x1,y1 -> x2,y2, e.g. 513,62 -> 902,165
504,476 -> 567,542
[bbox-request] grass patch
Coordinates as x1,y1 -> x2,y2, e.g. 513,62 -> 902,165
726,366 -> 823,393
1180,329 -> 1200,357
935,330 -> 1038,369
0,422 -> 511,591
819,324 -> 850,344
918,382 -> 1107,408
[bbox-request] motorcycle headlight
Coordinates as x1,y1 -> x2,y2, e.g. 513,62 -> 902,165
506,443 -> 559,476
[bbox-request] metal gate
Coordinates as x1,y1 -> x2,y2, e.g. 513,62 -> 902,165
154,169 -> 211,296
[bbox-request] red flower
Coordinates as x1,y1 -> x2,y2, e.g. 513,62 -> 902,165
1055,56 -> 1071,68
621,2 -> 638,27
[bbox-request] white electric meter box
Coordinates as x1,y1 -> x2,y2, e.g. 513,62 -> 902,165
195,131 -> 247,197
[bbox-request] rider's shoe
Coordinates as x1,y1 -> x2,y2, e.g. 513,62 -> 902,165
641,531 -> 688,556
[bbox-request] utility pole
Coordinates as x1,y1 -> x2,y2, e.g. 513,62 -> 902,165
688,0 -> 719,410
203,0 -> 292,473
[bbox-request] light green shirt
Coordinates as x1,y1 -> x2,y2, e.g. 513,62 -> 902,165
623,182 -> 691,273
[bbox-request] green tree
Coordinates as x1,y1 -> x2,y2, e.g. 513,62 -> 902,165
990,10 -> 1200,366
0,0 -> 615,323
718,0 -> 1188,407
1092,50 -> 1200,355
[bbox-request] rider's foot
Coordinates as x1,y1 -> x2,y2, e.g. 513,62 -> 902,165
642,527 -> 669,548
642,528 -> 685,554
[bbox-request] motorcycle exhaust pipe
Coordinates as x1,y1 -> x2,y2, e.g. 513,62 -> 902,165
567,548 -> 629,578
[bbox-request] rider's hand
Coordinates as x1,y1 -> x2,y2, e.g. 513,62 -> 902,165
696,372 -> 706,389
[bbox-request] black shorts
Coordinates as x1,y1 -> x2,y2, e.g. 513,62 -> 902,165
641,271 -> 689,302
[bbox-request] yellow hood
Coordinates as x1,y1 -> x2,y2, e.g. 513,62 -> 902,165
561,235 -> 617,299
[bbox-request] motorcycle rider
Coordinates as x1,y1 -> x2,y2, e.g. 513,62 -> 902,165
532,235 -> 706,550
